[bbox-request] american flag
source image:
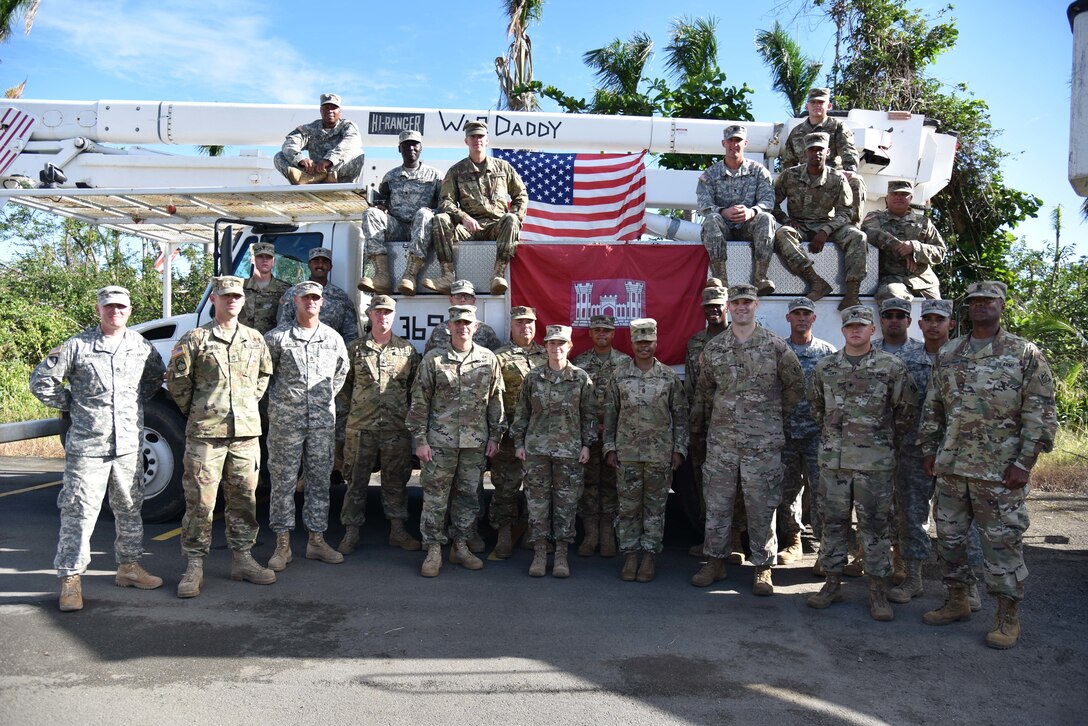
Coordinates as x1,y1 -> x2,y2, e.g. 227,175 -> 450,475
493,150 -> 646,242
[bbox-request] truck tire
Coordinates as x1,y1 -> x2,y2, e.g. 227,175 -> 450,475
138,397 -> 187,523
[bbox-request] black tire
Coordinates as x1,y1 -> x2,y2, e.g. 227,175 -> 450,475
138,396 -> 187,523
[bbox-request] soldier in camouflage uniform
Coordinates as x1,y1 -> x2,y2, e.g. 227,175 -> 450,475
774,131 -> 868,310
806,305 -> 918,621
511,325 -> 596,578
166,276 -> 276,597
780,297 -> 837,572
862,179 -> 947,301
780,87 -> 866,224
574,314 -> 631,558
274,93 -> 364,184
337,295 -> 422,555
30,286 -> 166,612
239,243 -> 292,334
696,124 -> 777,293
408,305 -> 505,577
690,285 -> 805,596
427,120 -> 529,295
277,247 -> 359,344
263,281 -> 350,572
424,279 -> 502,353
489,306 -> 547,558
604,319 -> 688,583
919,282 -> 1057,649
358,130 -> 443,296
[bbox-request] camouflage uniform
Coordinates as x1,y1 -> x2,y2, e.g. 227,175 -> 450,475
362,163 -> 442,259
604,359 -> 689,554
573,348 -> 631,520
277,282 -> 359,344
510,363 -> 596,543
862,209 -> 947,301
780,116 -> 866,223
773,164 -> 867,283
166,321 -> 273,556
433,156 -> 529,263
489,341 -> 548,530
240,275 -> 292,334
407,343 -> 505,546
30,327 -> 165,576
424,320 -> 502,354
274,118 -> 364,183
696,158 -> 776,265
264,321 -> 349,534
692,326 -> 806,565
808,348 -> 918,577
919,328 -> 1057,601
338,333 -> 421,527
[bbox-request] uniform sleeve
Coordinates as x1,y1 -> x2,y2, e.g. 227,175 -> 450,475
579,374 -> 597,447
889,362 -> 919,447
325,120 -> 360,167
690,350 -> 715,435
836,122 -> 860,171
602,378 -> 620,455
507,164 -> 529,220
753,165 -> 775,211
917,358 -> 946,456
913,219 -> 947,266
695,169 -> 718,217
822,174 -> 853,236
778,346 -> 806,415
334,344 -> 356,414
772,171 -> 789,224
683,342 -> 698,406
669,375 -> 690,458
486,357 -> 507,442
374,174 -> 392,207
862,212 -> 900,252
509,371 -> 532,449
438,167 -> 463,220
482,327 -> 503,351
1016,345 -> 1058,468
28,341 -> 74,411
280,125 -> 307,165
342,298 -> 360,345
806,362 -> 827,430
165,333 -> 196,416
407,356 -> 436,444
780,128 -> 801,169
332,336 -> 350,396
139,341 -> 166,402
276,288 -> 296,328
254,337 -> 273,401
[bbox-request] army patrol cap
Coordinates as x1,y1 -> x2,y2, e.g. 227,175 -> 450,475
369,294 -> 395,311
920,299 -> 953,318
320,93 -> 341,107
728,283 -> 759,302
510,306 -> 536,320
398,130 -> 423,145
788,296 -> 816,313
887,179 -> 914,194
464,120 -> 488,137
212,276 -> 245,296
588,314 -> 615,330
840,305 -> 874,326
723,124 -> 747,140
808,87 -> 831,102
629,318 -> 658,342
449,279 -> 476,296
706,277 -> 725,288
308,247 -> 333,262
964,280 -> 1007,301
543,324 -> 573,343
251,242 -> 276,258
295,281 -> 324,298
448,305 -> 478,323
97,285 -> 131,307
805,132 -> 830,150
880,297 -> 913,314
702,286 -> 728,306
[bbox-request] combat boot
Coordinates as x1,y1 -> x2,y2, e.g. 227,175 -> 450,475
115,562 -> 163,590
753,258 -> 775,296
306,532 -> 345,564
985,596 -> 1021,649
337,525 -> 361,555
691,557 -> 727,587
891,546 -> 907,585
727,529 -> 745,565
837,279 -> 861,311
709,260 -> 729,287
231,550 -> 277,585
888,560 -> 924,603
598,517 -> 617,558
688,541 -> 705,557
268,531 -> 292,571
967,582 -> 982,612
801,267 -> 833,301
807,574 -> 844,609
397,255 -> 426,296
620,553 -> 638,581
636,552 -> 656,583
494,523 -> 513,559
467,529 -> 486,554
59,574 -> 83,612
422,262 -> 457,294
450,539 -> 484,570
357,253 -> 392,294
777,532 -> 803,565
388,519 -> 421,551
286,167 -> 327,185
922,584 -> 972,625
420,544 -> 442,577
577,516 -> 599,557
325,169 -> 339,183
868,577 -> 895,621
552,541 -> 570,578
177,557 -> 204,598
490,258 -> 509,296
528,542 -> 548,577
753,566 -> 775,596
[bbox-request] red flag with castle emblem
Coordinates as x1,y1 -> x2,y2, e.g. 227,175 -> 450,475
510,243 -> 710,365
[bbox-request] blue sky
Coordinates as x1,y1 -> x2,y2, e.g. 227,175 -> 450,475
1,0 -> 1083,255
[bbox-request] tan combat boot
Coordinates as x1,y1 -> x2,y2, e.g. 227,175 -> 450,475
397,255 -> 426,296
494,523 -> 513,559
801,267 -> 834,301
357,253 -> 392,294
869,576 -> 895,621
267,531 -> 292,572
59,574 -> 83,612
807,574 -> 844,609
985,596 -> 1021,649
325,169 -> 339,183
777,532 -> 804,565
306,532 -> 344,564
727,529 -> 745,565
753,566 -> 775,596
420,544 -> 442,577
967,582 -> 982,612
231,550 -> 277,585
753,258 -> 775,296
421,262 -> 457,294
286,167 -> 327,185
891,546 -> 907,585
389,519 -> 421,551
598,517 -> 617,558
888,560 -> 924,603
837,279 -> 861,311
636,552 -> 656,583
115,562 -> 163,590
177,557 -> 204,598
922,584 -> 972,625
691,557 -> 727,587
577,516 -> 599,557
450,539 -> 484,570
528,541 -> 548,577
552,541 -> 571,578
490,258 -> 509,296
337,525 -> 361,555
709,260 -> 729,287
620,553 -> 639,581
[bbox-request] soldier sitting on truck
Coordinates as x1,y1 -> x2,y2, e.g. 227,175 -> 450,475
862,179 -> 947,301
273,93 -> 365,185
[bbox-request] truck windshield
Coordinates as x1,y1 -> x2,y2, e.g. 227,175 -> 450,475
232,232 -> 324,284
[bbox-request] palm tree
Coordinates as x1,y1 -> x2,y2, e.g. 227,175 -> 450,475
754,21 -> 822,115
581,32 -> 654,116
663,16 -> 719,81
0,0 -> 39,42
495,0 -> 545,111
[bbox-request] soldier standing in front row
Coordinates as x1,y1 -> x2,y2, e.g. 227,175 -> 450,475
919,282 -> 1057,649
30,286 -> 166,612
277,247 -> 359,345
239,242 -> 291,334
263,281 -> 350,572
862,179 -> 947,301
167,276 -> 275,598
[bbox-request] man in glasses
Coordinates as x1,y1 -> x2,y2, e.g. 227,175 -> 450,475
862,178 -> 947,302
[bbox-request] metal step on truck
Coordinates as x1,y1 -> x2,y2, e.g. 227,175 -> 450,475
0,99 -> 957,523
